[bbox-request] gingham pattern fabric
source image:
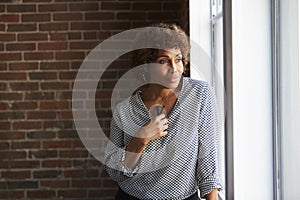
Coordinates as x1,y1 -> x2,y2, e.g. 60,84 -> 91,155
104,77 -> 222,199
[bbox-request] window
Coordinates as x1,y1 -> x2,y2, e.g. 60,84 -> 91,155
190,0 -> 226,199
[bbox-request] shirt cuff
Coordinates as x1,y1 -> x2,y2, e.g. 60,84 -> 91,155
120,151 -> 140,177
199,178 -> 223,198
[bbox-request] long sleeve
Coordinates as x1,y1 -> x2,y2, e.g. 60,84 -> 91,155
104,109 -> 140,183
196,83 -> 223,197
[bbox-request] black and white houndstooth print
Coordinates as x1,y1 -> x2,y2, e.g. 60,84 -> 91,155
104,77 -> 222,199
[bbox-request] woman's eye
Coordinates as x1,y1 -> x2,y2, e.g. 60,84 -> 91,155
158,59 -> 168,64
176,58 -> 182,63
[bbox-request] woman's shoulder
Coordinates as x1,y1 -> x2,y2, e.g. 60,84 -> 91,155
183,77 -> 210,91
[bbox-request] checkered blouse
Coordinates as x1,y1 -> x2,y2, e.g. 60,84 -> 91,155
104,77 -> 222,199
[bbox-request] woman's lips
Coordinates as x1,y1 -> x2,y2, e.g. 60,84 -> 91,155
168,75 -> 179,83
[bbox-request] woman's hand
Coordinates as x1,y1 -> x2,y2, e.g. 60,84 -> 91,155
123,114 -> 168,169
135,113 -> 168,145
205,189 -> 219,200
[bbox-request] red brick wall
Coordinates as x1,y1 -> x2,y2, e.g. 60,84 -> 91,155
0,0 -> 188,199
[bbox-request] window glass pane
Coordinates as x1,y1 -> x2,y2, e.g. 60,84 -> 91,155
280,0 -> 300,199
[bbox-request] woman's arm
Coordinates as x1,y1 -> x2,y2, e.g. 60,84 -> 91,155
123,113 -> 168,168
205,189 -> 219,200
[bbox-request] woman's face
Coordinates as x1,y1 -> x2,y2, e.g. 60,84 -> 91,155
147,47 -> 184,90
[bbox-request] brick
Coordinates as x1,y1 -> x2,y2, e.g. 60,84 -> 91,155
42,160 -> 71,168
41,82 -> 69,90
43,140 -> 72,148
58,111 -> 73,119
40,101 -> 69,110
33,170 -> 61,179
68,32 -> 81,40
25,92 -> 54,100
10,101 -> 37,110
7,24 -> 37,32
1,171 -> 31,179
13,121 -> 42,130
9,62 -> 38,71
6,43 -> 36,51
0,53 -> 22,61
29,72 -> 57,80
40,180 -> 69,188
101,2 -> 130,10
29,150 -> 57,159
27,190 -> 55,199
63,169 -> 84,178
0,112 -> 25,120
11,141 -> 40,149
72,139 -> 84,148
85,12 -> 114,21
0,161 -> 9,168
53,13 -> 83,21
57,130 -> 78,139
58,91 -> 73,99
71,22 -> 100,30
24,52 -> 53,60
10,160 -> 39,168
0,33 -> 16,42
148,12 -> 177,20
0,82 -> 6,91
39,23 -> 68,31
7,5 -> 37,13
70,61 -> 83,69
0,92 -> 23,100
69,41 -> 98,50
0,5 -> 4,12
0,131 -> 25,140
116,12 -> 146,20
40,62 -> 69,70
0,151 -> 26,159
55,51 -> 85,60
58,190 -> 87,198
38,4 -> 67,12
0,122 -> 10,130
59,150 -> 88,158
42,160 -> 72,168
38,42 -> 67,51
22,13 -> 50,22
0,24 -> 4,32
0,43 -> 3,51
0,102 -> 8,110
88,189 -> 117,198
26,131 -> 55,139
69,3 -> 99,11
7,181 -> 38,189
0,142 -> 9,150
133,2 -> 162,10
102,22 -> 130,30
0,72 -> 26,80
27,111 -> 56,119
83,32 -> 97,40
10,83 -> 39,91
0,14 -> 20,22
43,120 -> 73,129
163,2 -> 179,10
72,179 -> 101,188
24,0 -> 52,2
0,63 -> 7,71
0,191 -> 24,199
18,33 -> 48,41
50,33 -> 67,41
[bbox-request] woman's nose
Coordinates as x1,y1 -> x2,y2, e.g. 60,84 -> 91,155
169,60 -> 178,72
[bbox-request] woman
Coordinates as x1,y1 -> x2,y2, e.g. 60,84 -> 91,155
104,23 -> 222,200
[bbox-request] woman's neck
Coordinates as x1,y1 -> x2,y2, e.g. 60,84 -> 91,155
141,84 -> 178,102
